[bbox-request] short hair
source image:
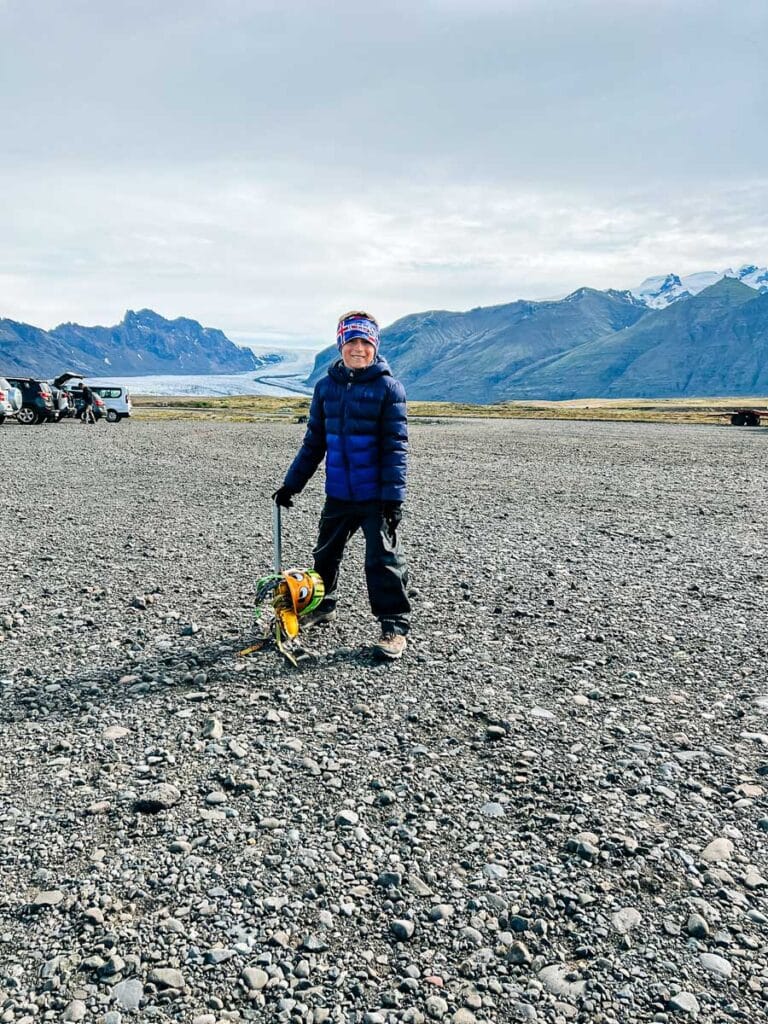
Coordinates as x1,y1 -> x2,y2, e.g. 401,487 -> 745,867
338,310 -> 378,327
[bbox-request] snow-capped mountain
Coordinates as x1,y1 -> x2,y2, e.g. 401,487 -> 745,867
633,264 -> 768,308
308,274 -> 768,402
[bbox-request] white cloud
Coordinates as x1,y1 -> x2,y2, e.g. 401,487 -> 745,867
0,0 -> 765,340
1,167 -> 766,342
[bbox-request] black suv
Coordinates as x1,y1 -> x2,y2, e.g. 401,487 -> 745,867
4,377 -> 56,425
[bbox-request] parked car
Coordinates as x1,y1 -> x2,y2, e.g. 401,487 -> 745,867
61,386 -> 107,422
91,384 -> 132,422
0,379 -> 22,422
6,382 -> 22,415
54,373 -> 131,423
52,385 -> 73,420
48,384 -> 64,422
0,377 -> 17,424
3,376 -> 55,424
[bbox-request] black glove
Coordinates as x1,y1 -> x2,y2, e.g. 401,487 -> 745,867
272,486 -> 295,508
382,502 -> 403,532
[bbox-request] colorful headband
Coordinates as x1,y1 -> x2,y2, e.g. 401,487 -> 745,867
336,314 -> 380,351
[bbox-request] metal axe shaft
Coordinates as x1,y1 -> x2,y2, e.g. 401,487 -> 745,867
272,501 -> 282,573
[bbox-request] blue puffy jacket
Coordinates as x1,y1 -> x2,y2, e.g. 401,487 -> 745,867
284,356 -> 408,503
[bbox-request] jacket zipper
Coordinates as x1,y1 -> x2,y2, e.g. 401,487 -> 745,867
342,373 -> 352,498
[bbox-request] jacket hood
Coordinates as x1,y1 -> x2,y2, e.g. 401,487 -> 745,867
328,355 -> 392,385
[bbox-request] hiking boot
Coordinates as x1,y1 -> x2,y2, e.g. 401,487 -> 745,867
375,633 -> 407,660
301,604 -> 337,629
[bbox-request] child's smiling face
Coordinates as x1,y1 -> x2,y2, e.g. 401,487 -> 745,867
341,337 -> 376,369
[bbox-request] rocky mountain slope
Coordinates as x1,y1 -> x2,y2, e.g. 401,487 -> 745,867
0,308 -> 264,377
507,278 -> 768,400
1,418 -> 767,1023
308,289 -> 648,401
308,276 -> 768,402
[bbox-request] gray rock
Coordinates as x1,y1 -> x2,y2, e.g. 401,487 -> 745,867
486,726 -> 507,741
335,808 -> 359,827
202,716 -> 223,739
377,871 -> 403,888
407,874 -> 433,896
452,1012 -> 477,1024
530,705 -> 557,719
111,979 -> 144,1011
669,991 -> 700,1016
480,801 -> 505,817
700,837 -> 734,862
744,869 -> 767,889
538,965 -> 587,1000
686,913 -> 710,939
99,955 -> 126,977
5,415 -> 768,1024
425,995 -> 449,1019
102,725 -> 129,740
611,906 -> 642,934
483,862 -> 508,880
32,889 -> 64,907
241,966 -> 268,991
148,967 -> 185,990
391,919 -> 416,941
62,1001 -> 86,1022
134,783 -> 181,813
204,947 -> 233,963
429,904 -> 454,921
699,952 -> 732,978
507,941 -> 533,965
461,925 -> 484,946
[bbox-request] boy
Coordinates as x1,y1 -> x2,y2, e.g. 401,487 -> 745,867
273,311 -> 410,659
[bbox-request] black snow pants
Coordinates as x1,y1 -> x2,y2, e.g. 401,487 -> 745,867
312,497 -> 411,635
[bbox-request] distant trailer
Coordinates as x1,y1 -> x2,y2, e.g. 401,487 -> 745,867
729,408 -> 767,426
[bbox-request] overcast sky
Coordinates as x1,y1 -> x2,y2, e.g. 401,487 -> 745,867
1,0 -> 766,348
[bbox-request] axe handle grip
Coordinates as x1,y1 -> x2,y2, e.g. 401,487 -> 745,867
272,501 -> 282,573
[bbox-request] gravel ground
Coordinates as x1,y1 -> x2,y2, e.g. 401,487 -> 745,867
1,417 -> 767,1024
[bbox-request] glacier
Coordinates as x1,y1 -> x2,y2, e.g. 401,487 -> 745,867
87,349 -> 315,398
633,263 -> 768,308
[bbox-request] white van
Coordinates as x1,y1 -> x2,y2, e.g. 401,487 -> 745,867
91,384 -> 132,422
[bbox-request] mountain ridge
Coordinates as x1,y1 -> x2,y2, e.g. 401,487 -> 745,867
0,308 -> 267,377
6,261 -> 768,398
506,278 -> 768,399
307,274 -> 768,402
